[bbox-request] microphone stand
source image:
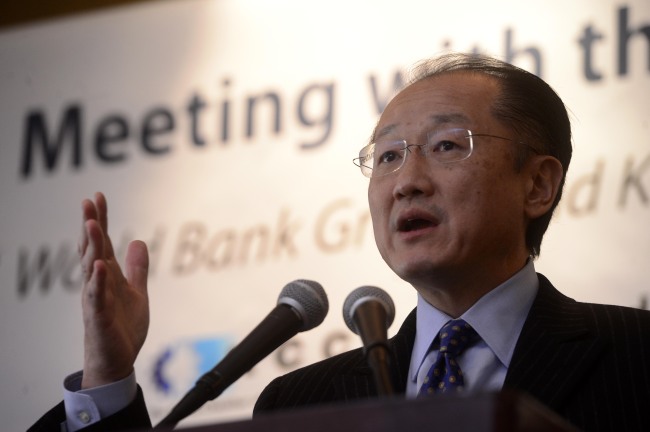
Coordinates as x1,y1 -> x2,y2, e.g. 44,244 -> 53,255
353,301 -> 396,396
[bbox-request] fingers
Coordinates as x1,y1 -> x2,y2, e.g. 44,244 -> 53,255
81,219 -> 105,283
84,259 -> 108,312
95,192 -> 108,233
78,192 -> 148,299
125,240 -> 149,298
94,192 -> 116,258
78,198 -> 98,258
78,192 -> 115,272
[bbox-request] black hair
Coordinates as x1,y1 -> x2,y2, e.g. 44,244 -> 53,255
408,53 -> 572,257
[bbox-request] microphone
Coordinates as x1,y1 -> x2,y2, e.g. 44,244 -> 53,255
343,286 -> 396,396
156,279 -> 328,429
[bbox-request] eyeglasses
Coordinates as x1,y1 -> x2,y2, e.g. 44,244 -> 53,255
353,128 -> 531,178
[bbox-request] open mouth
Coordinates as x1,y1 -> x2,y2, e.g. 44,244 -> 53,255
399,218 -> 436,232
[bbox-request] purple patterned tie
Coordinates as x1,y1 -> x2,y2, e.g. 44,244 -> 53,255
418,319 -> 478,396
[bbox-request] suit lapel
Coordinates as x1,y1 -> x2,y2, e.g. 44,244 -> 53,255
388,308 -> 417,394
504,274 -> 605,411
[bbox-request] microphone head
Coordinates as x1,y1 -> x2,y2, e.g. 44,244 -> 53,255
342,286 -> 395,335
278,279 -> 329,332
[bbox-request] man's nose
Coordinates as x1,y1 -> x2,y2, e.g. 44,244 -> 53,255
392,148 -> 434,198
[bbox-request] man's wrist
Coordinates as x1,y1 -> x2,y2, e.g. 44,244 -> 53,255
63,370 -> 137,432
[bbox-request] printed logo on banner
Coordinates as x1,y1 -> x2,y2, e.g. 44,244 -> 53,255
152,336 -> 233,397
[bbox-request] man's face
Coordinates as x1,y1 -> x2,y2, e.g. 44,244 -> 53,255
368,72 -> 532,296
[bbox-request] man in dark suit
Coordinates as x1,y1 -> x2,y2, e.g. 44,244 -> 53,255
252,53 -> 650,431
30,53 -> 650,431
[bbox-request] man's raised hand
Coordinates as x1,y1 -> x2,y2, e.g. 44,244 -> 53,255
78,192 -> 150,389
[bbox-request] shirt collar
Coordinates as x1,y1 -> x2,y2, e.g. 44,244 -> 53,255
409,259 -> 539,382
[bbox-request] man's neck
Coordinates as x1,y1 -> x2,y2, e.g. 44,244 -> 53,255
413,257 -> 531,318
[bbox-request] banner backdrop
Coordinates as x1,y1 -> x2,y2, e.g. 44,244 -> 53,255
1,0 -> 648,429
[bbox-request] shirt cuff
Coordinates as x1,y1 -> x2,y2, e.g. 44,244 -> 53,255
63,370 -> 137,432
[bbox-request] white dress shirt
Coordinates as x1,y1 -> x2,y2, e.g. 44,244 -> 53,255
406,260 -> 539,397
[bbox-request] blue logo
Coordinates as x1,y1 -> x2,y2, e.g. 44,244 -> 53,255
153,336 -> 232,396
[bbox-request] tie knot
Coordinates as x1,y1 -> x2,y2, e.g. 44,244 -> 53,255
438,319 -> 477,357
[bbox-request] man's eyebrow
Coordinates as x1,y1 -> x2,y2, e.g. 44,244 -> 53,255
371,113 -> 471,143
370,124 -> 396,143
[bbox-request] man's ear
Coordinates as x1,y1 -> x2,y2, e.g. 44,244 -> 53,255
524,156 -> 564,219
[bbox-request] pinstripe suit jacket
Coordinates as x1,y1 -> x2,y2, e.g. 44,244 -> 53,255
254,274 -> 650,431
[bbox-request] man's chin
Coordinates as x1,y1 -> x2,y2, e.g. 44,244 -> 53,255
390,260 -> 444,285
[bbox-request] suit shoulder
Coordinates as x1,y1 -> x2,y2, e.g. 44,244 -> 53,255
579,301 -> 650,321
577,301 -> 650,344
537,274 -> 650,328
254,346 -> 367,414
